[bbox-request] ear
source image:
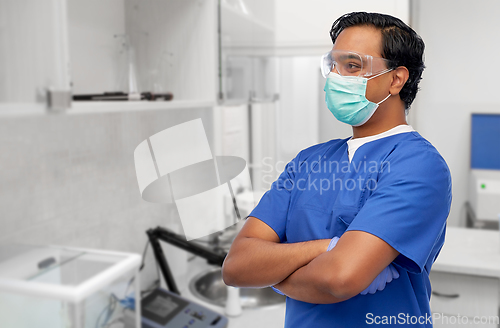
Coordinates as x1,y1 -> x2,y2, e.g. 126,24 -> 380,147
389,66 -> 409,96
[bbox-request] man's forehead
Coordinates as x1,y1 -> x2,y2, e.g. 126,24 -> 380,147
332,25 -> 383,57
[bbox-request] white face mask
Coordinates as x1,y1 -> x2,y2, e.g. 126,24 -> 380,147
324,72 -> 392,126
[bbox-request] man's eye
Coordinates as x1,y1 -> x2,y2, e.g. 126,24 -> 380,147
346,63 -> 361,71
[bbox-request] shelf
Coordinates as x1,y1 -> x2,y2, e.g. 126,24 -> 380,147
0,100 -> 216,117
0,103 -> 47,117
69,100 -> 216,115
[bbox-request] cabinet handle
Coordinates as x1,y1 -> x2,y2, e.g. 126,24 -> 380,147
432,291 -> 460,298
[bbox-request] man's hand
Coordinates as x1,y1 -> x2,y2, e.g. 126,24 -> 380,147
360,264 -> 399,295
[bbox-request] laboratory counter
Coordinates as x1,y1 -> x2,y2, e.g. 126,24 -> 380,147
430,226 -> 500,327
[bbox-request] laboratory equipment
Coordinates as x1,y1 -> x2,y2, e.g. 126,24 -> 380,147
468,170 -> 500,223
468,113 -> 500,227
146,227 -> 227,294
142,227 -> 229,327
0,244 -> 141,328
139,287 -> 228,328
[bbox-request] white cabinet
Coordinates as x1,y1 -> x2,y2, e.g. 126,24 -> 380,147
0,0 -> 218,113
430,227 -> 500,328
430,271 -> 499,327
68,0 -> 217,103
219,0 -> 277,103
0,0 -> 70,108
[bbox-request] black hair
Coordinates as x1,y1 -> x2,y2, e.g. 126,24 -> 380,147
330,12 -> 425,110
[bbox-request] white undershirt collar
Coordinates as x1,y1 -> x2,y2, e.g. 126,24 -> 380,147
347,125 -> 415,162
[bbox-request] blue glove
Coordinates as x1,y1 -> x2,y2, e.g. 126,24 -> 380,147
327,236 -> 340,251
359,264 -> 399,295
271,286 -> 285,295
327,236 -> 399,295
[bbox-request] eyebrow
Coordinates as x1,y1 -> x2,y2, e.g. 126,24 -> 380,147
335,53 -> 362,62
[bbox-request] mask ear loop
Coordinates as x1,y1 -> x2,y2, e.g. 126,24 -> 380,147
376,93 -> 392,105
367,68 -> 393,105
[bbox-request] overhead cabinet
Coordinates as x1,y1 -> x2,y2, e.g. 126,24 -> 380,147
0,0 -> 219,111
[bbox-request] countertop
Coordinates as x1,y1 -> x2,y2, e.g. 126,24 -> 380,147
179,256 -> 286,328
432,226 -> 500,277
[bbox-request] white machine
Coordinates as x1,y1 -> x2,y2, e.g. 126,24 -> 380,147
468,113 -> 500,227
469,169 -> 500,223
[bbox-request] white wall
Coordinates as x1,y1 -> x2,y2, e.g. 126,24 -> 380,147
411,0 -> 500,226
274,0 -> 409,56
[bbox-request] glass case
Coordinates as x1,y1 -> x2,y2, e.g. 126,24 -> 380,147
0,244 -> 141,328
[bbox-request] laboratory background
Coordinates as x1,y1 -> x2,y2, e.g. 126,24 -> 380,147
0,0 -> 500,327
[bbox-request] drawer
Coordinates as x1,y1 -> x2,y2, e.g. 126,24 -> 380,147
430,271 -> 499,318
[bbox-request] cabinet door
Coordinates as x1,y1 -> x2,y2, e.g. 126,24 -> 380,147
0,0 -> 70,105
219,0 -> 277,103
430,271 -> 499,327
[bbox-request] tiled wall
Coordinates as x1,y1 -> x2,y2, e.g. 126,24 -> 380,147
0,106 -> 213,285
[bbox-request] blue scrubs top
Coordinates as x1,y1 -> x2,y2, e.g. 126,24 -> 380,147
249,132 -> 452,327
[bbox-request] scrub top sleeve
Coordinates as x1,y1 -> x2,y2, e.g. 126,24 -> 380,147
248,153 -> 302,243
346,143 -> 452,273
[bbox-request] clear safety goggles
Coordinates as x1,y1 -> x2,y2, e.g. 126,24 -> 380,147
321,50 -> 394,78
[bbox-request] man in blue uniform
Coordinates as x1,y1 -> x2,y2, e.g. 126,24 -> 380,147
222,12 -> 452,327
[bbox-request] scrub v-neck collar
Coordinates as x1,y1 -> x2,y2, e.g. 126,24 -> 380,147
347,125 -> 415,162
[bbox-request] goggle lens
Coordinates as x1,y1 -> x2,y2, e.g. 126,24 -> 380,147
321,50 -> 392,78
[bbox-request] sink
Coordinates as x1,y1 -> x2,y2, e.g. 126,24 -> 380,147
189,268 -> 286,308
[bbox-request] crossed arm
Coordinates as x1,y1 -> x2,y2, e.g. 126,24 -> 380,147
221,217 -> 400,304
